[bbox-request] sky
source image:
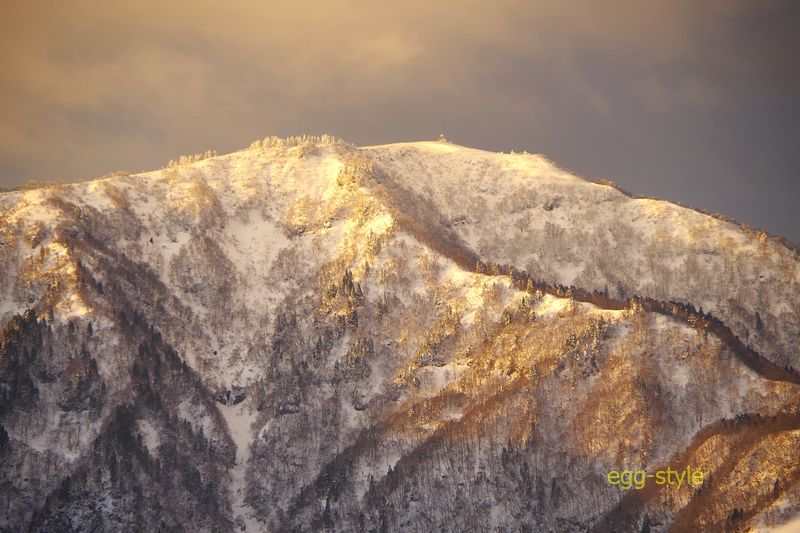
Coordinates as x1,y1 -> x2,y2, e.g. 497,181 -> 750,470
1,1 -> 798,241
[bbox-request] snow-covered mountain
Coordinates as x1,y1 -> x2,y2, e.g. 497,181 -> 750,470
1,135 -> 798,532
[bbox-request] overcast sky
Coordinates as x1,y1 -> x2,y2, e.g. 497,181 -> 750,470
1,1 -> 798,241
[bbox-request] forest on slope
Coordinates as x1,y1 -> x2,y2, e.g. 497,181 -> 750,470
0,136 -> 798,532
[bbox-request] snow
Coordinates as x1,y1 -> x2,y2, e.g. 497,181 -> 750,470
417,363 -> 466,394
435,261 -> 519,326
0,286 -> 22,320
362,212 -> 394,235
219,210 -> 291,315
339,397 -> 363,432
1,137 -> 799,530
60,291 -> 91,318
769,517 -> 800,532
218,401 -> 257,466
753,514 -> 800,532
671,363 -> 691,389
157,230 -> 192,275
136,419 -> 161,453
361,140 -> 799,371
218,400 -> 265,532
177,399 -> 216,436
78,181 -> 116,211
9,411 -> 88,463
535,294 -> 570,317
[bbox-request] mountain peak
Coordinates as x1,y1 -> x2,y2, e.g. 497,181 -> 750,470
1,134 -> 798,531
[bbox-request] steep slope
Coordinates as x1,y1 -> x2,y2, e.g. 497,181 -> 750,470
363,141 -> 800,371
0,136 -> 798,532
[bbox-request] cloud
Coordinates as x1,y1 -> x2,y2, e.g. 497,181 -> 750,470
0,1 -> 797,239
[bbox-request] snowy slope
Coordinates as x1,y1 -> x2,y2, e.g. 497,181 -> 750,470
363,141 -> 800,369
0,135 -> 798,532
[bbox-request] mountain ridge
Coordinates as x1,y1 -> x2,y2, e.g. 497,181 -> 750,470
1,135 -> 798,531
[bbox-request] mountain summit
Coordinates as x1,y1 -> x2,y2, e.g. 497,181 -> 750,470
1,136 -> 798,531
